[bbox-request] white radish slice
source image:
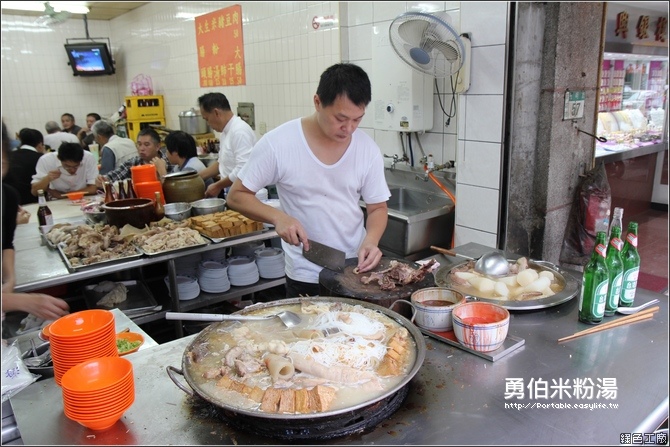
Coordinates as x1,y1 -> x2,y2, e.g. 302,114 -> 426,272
454,271 -> 479,280
523,276 -> 551,293
468,277 -> 496,292
516,268 -> 539,287
539,270 -> 555,281
498,275 -> 518,287
494,281 -> 509,297
542,287 -> 555,297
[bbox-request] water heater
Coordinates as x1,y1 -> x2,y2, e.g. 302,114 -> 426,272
371,25 -> 434,132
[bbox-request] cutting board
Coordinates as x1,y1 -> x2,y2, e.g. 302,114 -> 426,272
318,257 -> 434,308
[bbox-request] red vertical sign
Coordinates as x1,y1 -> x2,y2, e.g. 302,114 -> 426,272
195,5 -> 245,87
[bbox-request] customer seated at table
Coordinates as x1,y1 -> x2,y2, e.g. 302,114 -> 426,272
3,128 -> 46,205
31,142 -> 98,200
61,112 -> 82,136
92,120 -> 138,175
96,127 -> 172,187
78,112 -> 102,149
43,120 -> 79,151
153,130 -> 213,188
2,120 -> 70,323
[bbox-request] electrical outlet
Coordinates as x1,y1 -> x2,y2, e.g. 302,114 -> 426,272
259,122 -> 267,134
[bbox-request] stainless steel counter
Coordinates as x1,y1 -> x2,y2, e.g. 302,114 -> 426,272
9,243 -> 669,445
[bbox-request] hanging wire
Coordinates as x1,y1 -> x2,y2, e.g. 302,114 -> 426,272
407,132 -> 414,167
435,71 -> 460,127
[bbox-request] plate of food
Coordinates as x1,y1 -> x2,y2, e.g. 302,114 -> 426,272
116,331 -> 144,356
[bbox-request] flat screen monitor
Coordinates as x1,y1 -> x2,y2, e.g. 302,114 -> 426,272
64,42 -> 115,76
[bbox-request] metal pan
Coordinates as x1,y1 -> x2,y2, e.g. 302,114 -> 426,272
434,258 -> 579,310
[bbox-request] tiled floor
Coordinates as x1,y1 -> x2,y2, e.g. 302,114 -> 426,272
630,207 -> 668,293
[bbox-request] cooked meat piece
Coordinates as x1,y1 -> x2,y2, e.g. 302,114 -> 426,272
96,283 -> 127,307
360,259 -> 436,290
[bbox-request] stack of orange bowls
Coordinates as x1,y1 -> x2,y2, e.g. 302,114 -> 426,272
133,181 -> 165,204
130,164 -> 165,203
48,309 -> 118,386
130,164 -> 158,184
61,357 -> 135,431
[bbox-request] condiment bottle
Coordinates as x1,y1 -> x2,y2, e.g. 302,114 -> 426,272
103,181 -> 115,203
117,179 -> 128,199
619,221 -> 640,308
604,225 -> 624,316
608,207 -> 623,240
578,231 -> 609,325
37,189 -> 54,226
126,178 -> 137,198
154,191 -> 165,220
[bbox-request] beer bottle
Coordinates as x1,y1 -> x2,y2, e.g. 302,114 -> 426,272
117,179 -> 127,200
104,181 -> 115,203
126,178 -> 137,198
37,189 -> 54,227
619,221 -> 640,307
604,225 -> 624,316
578,231 -> 609,324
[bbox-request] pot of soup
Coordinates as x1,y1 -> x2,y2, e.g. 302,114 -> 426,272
166,296 -> 426,440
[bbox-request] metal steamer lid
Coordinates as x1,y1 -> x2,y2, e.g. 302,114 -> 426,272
179,108 -> 200,117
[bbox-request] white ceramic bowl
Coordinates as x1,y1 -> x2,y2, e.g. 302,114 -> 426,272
452,302 -> 510,352
408,287 -> 466,331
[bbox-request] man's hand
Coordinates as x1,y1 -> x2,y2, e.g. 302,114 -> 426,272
16,207 -> 31,225
47,168 -> 61,181
356,242 -> 383,273
95,175 -> 107,188
274,213 -> 308,247
205,183 -> 224,198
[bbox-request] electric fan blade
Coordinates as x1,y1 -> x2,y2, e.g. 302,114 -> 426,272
432,40 -> 461,63
397,18 -> 430,46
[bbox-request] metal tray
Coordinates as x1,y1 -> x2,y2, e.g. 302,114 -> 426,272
419,326 -> 525,362
200,229 -> 266,244
57,242 -> 143,272
84,280 -> 161,316
134,240 -> 209,256
434,258 -> 580,310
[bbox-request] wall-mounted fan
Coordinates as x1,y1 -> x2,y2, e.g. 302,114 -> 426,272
389,11 -> 471,92
35,2 -> 71,26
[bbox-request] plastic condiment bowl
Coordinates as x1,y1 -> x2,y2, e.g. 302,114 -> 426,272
64,191 -> 85,201
61,357 -> 133,393
49,309 -> 115,339
452,302 -> 510,352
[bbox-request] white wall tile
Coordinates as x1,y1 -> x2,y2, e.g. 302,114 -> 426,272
463,95 -> 504,143
345,1 -> 374,26
468,45 -> 506,95
347,24 -> 373,61
454,225 -> 498,248
457,140 -> 502,188
372,2 -> 408,22
461,1 -> 509,47
454,184 -> 500,233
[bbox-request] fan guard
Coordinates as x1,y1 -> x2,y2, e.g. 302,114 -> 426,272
390,11 -> 466,78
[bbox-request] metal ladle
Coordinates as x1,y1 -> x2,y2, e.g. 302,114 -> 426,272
430,246 -> 510,278
165,311 -> 302,328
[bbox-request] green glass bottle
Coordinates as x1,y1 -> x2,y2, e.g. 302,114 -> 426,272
604,225 -> 624,316
578,231 -> 609,324
619,221 -> 640,307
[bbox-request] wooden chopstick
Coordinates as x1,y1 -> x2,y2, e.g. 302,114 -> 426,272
558,306 -> 659,343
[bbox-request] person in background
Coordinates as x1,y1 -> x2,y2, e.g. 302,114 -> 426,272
3,128 -> 46,204
2,120 -> 70,322
31,142 -> 98,199
92,120 -> 138,175
153,130 -> 213,188
226,63 -> 390,297
78,112 -> 102,149
61,112 -> 82,136
197,92 -> 256,199
43,120 -> 80,151
96,127 -> 171,187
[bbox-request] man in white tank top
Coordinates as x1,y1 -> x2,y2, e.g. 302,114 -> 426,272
227,63 -> 390,297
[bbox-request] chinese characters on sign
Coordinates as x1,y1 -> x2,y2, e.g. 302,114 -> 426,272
637,15 -> 650,39
656,17 -> 667,42
504,377 -> 618,400
195,4 -> 245,88
615,9 -> 668,44
616,11 -> 629,38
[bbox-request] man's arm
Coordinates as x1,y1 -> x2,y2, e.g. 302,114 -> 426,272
199,161 -> 219,181
98,147 -> 116,175
356,201 -> 388,273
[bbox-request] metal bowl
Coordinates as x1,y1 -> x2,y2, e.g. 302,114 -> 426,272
190,198 -> 226,216
164,202 -> 193,221
84,210 -> 108,225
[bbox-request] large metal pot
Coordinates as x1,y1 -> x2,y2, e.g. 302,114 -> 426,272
434,258 -> 579,310
166,296 -> 426,440
179,108 -> 210,134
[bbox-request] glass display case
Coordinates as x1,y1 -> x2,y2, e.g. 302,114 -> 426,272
596,52 -> 667,158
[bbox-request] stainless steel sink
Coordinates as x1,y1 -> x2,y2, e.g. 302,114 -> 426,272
360,186 -> 455,259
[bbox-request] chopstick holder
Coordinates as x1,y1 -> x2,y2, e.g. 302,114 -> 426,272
558,306 -> 659,343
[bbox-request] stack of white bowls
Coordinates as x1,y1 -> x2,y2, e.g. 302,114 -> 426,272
174,253 -> 202,277
197,260 -> 231,293
232,241 -> 266,258
254,247 -> 286,279
227,256 -> 260,286
164,275 -> 200,300
202,247 -> 227,263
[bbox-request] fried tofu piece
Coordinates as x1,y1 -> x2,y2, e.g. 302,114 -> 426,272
278,389 -> 296,413
377,328 -> 410,377
295,388 -> 310,413
307,385 -> 336,412
260,387 -> 283,412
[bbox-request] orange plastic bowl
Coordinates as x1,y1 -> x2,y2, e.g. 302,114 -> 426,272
130,164 -> 157,184
61,357 -> 133,393
49,310 -> 115,339
117,332 -> 144,356
65,191 -> 85,201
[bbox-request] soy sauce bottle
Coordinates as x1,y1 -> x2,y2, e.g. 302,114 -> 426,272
37,189 -> 54,226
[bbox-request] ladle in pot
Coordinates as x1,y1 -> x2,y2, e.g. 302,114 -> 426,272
430,246 -> 510,278
165,311 -> 302,328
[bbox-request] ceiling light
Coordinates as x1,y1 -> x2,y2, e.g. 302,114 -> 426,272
1,2 -> 90,15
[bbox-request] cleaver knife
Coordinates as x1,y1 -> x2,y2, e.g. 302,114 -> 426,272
303,239 -> 346,272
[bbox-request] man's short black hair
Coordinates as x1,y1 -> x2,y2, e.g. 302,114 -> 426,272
198,92 -> 231,113
18,128 -> 43,148
57,142 -> 84,163
316,63 -> 372,108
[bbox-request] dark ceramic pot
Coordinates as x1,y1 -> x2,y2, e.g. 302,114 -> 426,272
102,198 -> 160,229
162,170 -> 206,204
